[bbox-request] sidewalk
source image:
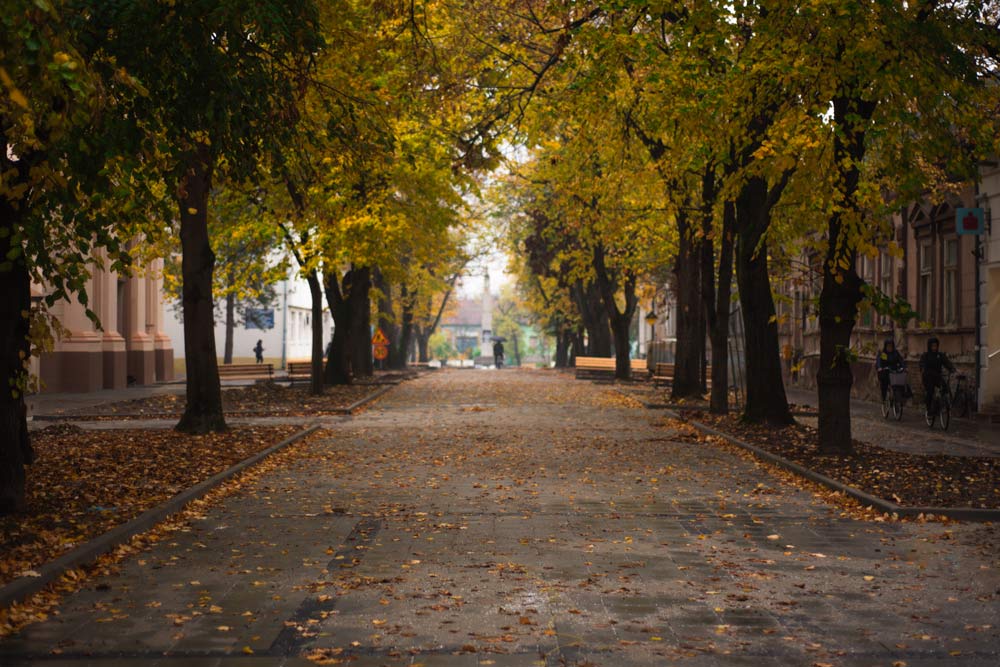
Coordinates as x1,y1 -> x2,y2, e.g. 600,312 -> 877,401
3,370 -> 998,665
786,386 -> 1000,458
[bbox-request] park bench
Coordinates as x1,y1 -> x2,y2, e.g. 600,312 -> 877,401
218,362 -> 273,381
652,362 -> 714,389
286,360 -> 314,383
574,356 -> 649,381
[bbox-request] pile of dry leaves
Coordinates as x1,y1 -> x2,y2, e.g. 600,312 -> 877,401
0,424 -> 300,586
56,383 -> 379,419
681,411 -> 999,510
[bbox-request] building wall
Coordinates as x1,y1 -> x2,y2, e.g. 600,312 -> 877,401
36,256 -> 173,393
162,267 -> 331,370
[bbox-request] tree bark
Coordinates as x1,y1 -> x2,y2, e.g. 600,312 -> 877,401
554,327 -> 570,368
571,280 -> 612,357
672,210 -> 705,399
348,265 -> 373,379
416,333 -> 430,362
734,175 -> 792,425
324,269 -> 353,385
705,200 -> 736,414
593,244 -> 638,380
373,268 -> 401,370
176,153 -> 227,434
0,202 -> 32,514
817,94 -> 876,454
223,289 -> 235,365
397,284 -> 414,370
306,270 -> 325,396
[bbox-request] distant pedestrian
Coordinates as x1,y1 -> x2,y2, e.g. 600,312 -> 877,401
493,340 -> 504,369
253,339 -> 264,364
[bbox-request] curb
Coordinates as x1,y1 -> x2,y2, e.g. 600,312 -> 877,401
0,424 -> 322,610
345,384 -> 394,414
660,409 -> 1000,523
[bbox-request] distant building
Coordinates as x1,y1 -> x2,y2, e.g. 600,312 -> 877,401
163,265 -> 332,368
441,272 -> 495,356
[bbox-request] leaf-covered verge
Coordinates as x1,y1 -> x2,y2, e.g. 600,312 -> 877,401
49,383 -> 388,419
0,424 -> 300,588
674,413 -> 999,511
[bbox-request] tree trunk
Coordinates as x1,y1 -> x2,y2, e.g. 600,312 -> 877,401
223,289 -> 235,365
511,331 -> 520,367
373,268 -> 400,370
348,265 -> 372,379
306,270 -> 324,396
817,94 -> 875,454
397,284 -> 414,370
735,176 -> 792,425
672,211 -> 704,399
593,244 -> 638,380
0,203 -> 32,514
324,269 -> 352,385
571,280 -> 612,357
706,201 -> 736,414
176,153 -> 227,434
555,327 -> 570,368
417,332 -> 430,362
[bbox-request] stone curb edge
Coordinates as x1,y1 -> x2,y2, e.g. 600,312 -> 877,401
0,424 -> 322,610
344,384 -> 395,414
654,407 -> 1000,523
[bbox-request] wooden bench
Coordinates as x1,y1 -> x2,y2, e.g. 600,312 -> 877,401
652,362 -> 675,387
218,363 -> 273,380
652,362 -> 714,389
574,356 -> 649,381
287,360 -> 314,383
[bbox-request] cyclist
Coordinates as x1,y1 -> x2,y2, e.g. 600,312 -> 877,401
875,338 -> 905,402
919,337 -> 955,415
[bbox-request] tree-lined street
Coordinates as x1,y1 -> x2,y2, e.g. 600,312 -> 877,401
3,370 -> 997,666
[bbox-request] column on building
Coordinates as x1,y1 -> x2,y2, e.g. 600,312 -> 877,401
98,254 -> 127,389
39,276 -> 104,393
148,258 -> 174,382
125,270 -> 156,385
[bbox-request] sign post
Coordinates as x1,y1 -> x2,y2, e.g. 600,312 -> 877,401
956,208 -> 984,236
372,328 -> 389,369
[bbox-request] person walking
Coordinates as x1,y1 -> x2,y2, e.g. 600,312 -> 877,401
492,340 -> 504,369
253,339 -> 264,364
875,339 -> 905,402
919,337 -> 955,414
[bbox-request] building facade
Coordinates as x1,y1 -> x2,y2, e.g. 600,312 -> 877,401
33,257 -> 173,393
780,172 -> 996,413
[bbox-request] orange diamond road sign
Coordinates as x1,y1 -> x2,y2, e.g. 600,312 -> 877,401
373,345 -> 389,360
371,328 -> 389,346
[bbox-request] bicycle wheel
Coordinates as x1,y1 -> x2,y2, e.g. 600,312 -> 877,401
939,399 -> 950,430
892,387 -> 903,421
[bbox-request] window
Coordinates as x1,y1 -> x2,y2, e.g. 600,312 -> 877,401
919,242 -> 933,322
943,238 -> 958,324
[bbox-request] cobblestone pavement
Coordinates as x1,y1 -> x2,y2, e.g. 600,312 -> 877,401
2,370 -> 998,666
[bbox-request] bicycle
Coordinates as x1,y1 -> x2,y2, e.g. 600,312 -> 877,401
924,373 -> 952,430
881,368 -> 907,421
951,373 -> 975,418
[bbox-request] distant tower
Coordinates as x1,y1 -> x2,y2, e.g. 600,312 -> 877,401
481,271 -> 493,344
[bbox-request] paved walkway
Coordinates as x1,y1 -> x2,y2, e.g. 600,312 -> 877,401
785,387 -> 1000,458
3,370 -> 998,665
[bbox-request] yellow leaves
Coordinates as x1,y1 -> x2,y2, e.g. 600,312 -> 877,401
0,68 -> 29,110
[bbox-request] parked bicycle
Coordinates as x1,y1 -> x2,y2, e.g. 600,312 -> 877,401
924,370 -> 952,430
951,373 -> 975,418
881,368 -> 908,421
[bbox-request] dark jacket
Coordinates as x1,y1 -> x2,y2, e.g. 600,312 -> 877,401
919,350 -> 954,379
876,349 -> 904,372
